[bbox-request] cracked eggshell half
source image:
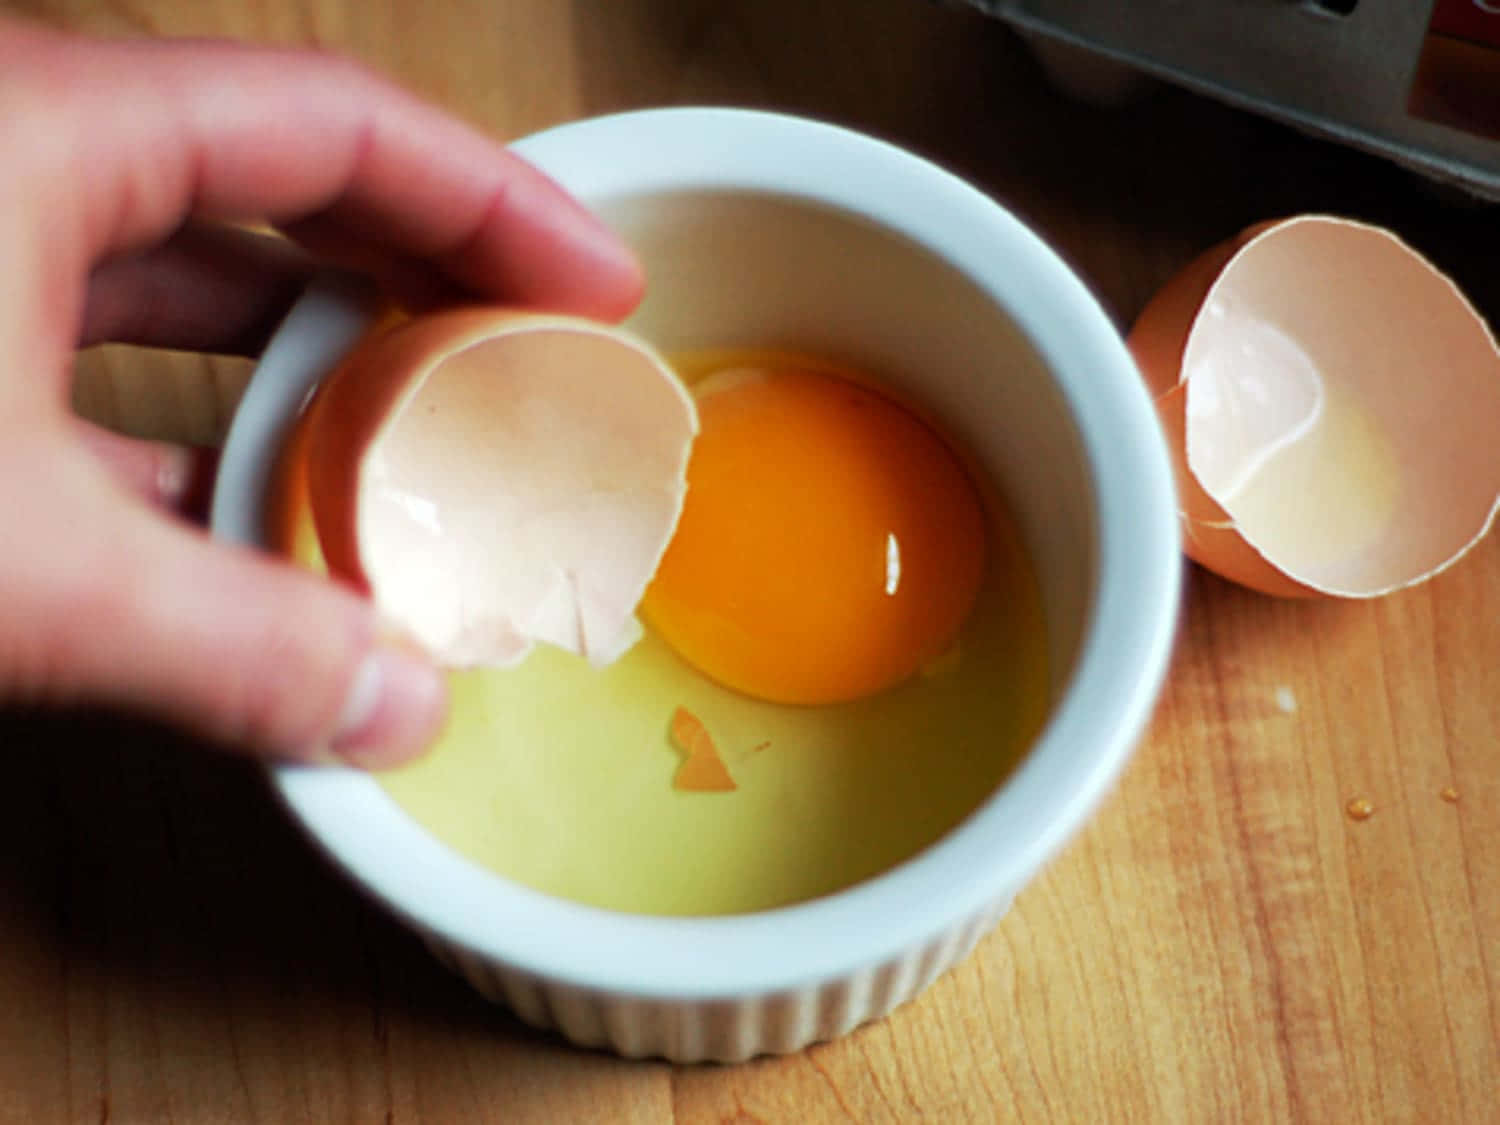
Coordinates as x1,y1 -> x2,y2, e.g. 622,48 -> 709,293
1129,215 -> 1500,598
302,307 -> 697,666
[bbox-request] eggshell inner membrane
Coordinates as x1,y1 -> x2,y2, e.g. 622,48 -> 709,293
357,324 -> 697,667
1181,217 -> 1500,595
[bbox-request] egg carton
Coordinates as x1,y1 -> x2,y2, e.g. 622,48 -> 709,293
952,0 -> 1500,201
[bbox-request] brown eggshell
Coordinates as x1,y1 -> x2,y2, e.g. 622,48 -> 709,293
1129,215 -> 1500,599
1129,224 -> 1316,597
302,307 -> 697,667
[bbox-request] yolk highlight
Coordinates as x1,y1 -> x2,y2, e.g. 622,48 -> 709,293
640,365 -> 988,705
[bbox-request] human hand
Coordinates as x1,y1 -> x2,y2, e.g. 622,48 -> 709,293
0,16 -> 643,766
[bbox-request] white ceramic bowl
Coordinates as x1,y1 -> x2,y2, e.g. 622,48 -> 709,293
211,107 -> 1180,1063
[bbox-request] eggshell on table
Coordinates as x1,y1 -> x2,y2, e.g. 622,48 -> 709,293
1129,215 -> 1500,598
301,308 -> 698,667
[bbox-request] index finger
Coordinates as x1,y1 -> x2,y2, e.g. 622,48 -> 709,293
3,18 -> 642,354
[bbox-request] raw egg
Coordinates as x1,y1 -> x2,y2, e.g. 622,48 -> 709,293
1130,215 -> 1500,597
640,362 -> 988,705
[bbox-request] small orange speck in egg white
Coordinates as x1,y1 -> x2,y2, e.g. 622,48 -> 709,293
641,364 -> 988,706
669,707 -> 736,792
1130,215 -> 1500,598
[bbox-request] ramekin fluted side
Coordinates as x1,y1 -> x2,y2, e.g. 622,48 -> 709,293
420,893 -> 1013,1064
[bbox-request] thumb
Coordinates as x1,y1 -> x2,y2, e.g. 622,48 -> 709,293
18,496 -> 447,767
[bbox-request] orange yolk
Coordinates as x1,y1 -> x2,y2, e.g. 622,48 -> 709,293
640,365 -> 988,705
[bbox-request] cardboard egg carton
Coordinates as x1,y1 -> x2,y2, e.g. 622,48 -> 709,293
955,0 -> 1500,200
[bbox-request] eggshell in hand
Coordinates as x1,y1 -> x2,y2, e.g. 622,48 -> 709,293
302,308 -> 698,667
1129,215 -> 1500,598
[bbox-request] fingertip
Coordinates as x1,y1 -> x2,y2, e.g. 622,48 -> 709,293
536,195 -> 646,321
327,644 -> 448,769
55,508 -> 448,770
594,249 -> 647,323
452,163 -> 647,321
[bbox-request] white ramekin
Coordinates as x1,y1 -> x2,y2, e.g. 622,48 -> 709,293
211,108 -> 1180,1063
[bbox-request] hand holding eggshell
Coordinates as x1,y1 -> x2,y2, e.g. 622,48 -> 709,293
1129,215 -> 1500,598
0,15 -> 641,766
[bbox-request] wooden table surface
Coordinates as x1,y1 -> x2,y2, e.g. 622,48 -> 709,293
3,1 -> 1497,1121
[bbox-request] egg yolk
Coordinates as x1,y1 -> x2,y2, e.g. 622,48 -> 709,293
640,364 -> 988,705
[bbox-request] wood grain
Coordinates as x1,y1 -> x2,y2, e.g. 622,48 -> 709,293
2,0 -> 1497,1121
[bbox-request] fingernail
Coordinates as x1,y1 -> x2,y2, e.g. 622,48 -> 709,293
156,445 -> 219,523
330,647 -> 447,769
154,446 -> 193,507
